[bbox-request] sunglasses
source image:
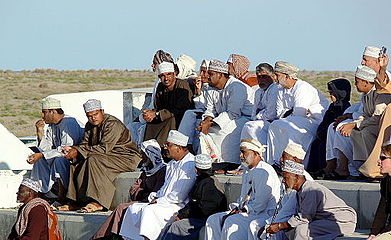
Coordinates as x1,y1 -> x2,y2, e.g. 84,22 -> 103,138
380,156 -> 391,161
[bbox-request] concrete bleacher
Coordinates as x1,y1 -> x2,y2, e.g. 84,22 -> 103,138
0,172 -> 379,240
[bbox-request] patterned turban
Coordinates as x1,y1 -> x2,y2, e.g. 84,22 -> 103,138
275,61 -> 300,79
282,160 -> 304,175
227,54 -> 250,79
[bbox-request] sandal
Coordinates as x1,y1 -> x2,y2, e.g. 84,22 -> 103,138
323,171 -> 348,180
56,203 -> 80,211
77,202 -> 104,213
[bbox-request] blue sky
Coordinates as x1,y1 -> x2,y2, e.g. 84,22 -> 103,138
0,0 -> 389,71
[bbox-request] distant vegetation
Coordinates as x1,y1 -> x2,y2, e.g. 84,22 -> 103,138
0,69 -> 358,137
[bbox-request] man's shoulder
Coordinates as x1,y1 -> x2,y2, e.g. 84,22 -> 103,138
175,78 -> 192,89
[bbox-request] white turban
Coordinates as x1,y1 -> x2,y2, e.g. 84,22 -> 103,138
21,178 -> 41,193
363,46 -> 381,58
275,61 -> 300,79
83,99 -> 102,113
166,130 -> 189,147
282,160 -> 304,176
200,59 -> 210,69
195,154 -> 213,170
240,139 -> 266,156
284,142 -> 306,160
176,55 -> 198,80
208,60 -> 228,74
157,62 -> 175,75
41,97 -> 61,110
355,65 -> 376,82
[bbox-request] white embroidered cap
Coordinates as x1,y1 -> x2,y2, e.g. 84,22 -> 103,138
41,97 -> 61,110
208,60 -> 228,74
195,154 -> 213,169
166,130 -> 189,147
282,160 -> 305,175
157,62 -> 175,75
83,99 -> 102,113
363,46 -> 381,58
284,142 -> 306,160
21,178 -> 41,193
355,65 -> 376,83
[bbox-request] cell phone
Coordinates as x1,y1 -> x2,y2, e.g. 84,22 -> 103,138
380,46 -> 387,56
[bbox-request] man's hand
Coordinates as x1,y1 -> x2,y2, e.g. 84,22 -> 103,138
266,222 -> 289,234
367,234 -> 378,240
27,153 -> 43,164
62,147 -> 78,160
379,53 -> 389,70
197,118 -> 213,134
149,198 -> 157,204
142,109 -> 157,122
338,122 -> 356,137
35,119 -> 45,142
195,76 -> 202,95
333,113 -> 353,129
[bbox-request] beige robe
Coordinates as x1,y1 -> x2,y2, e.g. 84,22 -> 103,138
67,114 -> 141,209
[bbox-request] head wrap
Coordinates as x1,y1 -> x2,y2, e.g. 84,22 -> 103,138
166,130 -> 188,147
355,65 -> 376,82
208,60 -> 228,74
227,54 -> 250,79
140,139 -> 165,177
282,160 -> 304,175
363,46 -> 381,58
41,97 -> 61,110
240,139 -> 266,156
157,62 -> 175,75
21,178 -> 41,193
83,99 -> 102,113
327,78 -> 351,106
153,50 -> 174,64
195,154 -> 213,170
200,59 -> 210,70
284,142 -> 306,160
176,55 -> 198,80
275,61 -> 300,79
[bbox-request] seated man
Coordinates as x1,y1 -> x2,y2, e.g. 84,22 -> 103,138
28,97 -> 83,203
160,154 -> 227,240
336,66 -> 391,178
204,139 -> 280,240
119,130 -> 197,240
198,60 -> 254,172
267,61 -> 328,166
178,59 -> 220,152
91,139 -> 166,240
143,62 -> 194,146
227,54 -> 258,87
8,178 -> 62,240
60,99 -> 142,212
266,160 -> 357,239
241,63 -> 279,145
368,137 -> 391,239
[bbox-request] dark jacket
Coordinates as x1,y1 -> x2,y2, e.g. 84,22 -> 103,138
371,175 -> 391,235
131,166 -> 166,202
177,174 -> 227,220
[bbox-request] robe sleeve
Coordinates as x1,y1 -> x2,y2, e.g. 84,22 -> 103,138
213,83 -> 247,127
287,188 -> 321,227
255,85 -> 278,121
292,84 -> 316,117
356,95 -> 390,129
74,120 -> 123,158
38,126 -> 53,153
275,89 -> 287,118
17,205 -> 48,240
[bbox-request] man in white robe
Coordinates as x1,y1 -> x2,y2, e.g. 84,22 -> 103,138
119,130 -> 197,240
28,97 -> 83,202
204,139 -> 280,240
267,61 -> 328,167
249,142 -> 313,240
241,63 -> 279,146
266,160 -> 357,240
197,60 -> 254,171
178,60 -> 220,152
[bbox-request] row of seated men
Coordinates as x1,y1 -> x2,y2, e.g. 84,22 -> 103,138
8,46 -> 390,239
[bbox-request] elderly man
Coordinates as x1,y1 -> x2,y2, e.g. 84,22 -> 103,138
198,60 -> 254,172
361,46 -> 390,94
204,139 -> 280,240
250,142 -> 314,240
266,160 -> 357,239
267,61 -> 328,166
178,60 -> 220,151
28,97 -> 83,203
60,99 -> 141,212
8,178 -> 62,240
143,62 -> 194,146
241,63 -> 279,145
119,130 -> 196,240
335,66 -> 391,177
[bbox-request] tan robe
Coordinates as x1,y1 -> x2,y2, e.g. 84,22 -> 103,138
351,88 -> 391,161
67,114 -> 141,209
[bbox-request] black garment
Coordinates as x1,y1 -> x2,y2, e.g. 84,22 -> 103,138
371,175 -> 391,235
177,174 -> 227,220
132,166 -> 166,202
307,79 -> 351,172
